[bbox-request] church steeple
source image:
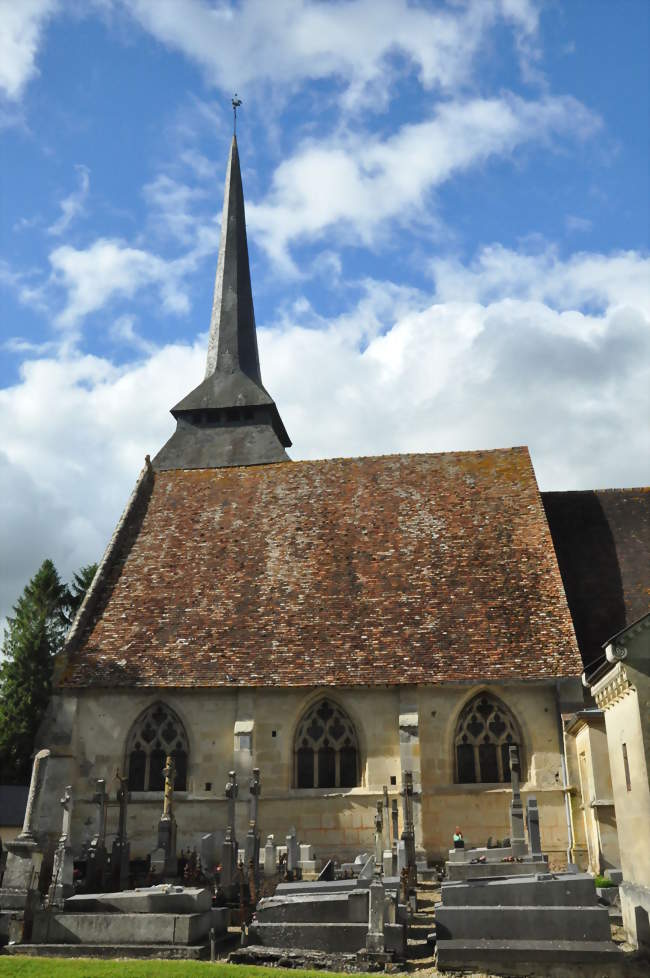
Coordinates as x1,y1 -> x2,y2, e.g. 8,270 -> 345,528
153,136 -> 291,471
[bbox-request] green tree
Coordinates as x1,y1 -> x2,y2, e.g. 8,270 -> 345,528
0,559 -> 97,784
66,562 -> 98,622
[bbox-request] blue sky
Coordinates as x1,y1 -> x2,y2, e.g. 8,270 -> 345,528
1,0 -> 649,618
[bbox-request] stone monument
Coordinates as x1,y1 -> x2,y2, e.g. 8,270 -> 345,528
400,771 -> 417,887
151,755 -> 178,877
220,770 -> 238,889
244,768 -> 261,877
110,770 -> 130,891
526,795 -> 542,860
85,778 -> 108,892
286,827 -> 299,876
508,745 -> 527,858
374,801 -> 384,877
0,749 -> 50,911
47,785 -> 74,908
365,878 -> 387,955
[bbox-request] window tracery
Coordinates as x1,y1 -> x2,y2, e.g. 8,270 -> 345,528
454,693 -> 522,784
126,702 -> 188,792
294,699 -> 359,789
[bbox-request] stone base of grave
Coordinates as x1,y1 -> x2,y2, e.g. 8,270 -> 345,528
7,942 -> 212,960
31,907 -> 228,947
249,882 -> 407,958
64,884 -> 211,914
434,872 -> 622,972
436,938 -> 624,974
247,921 -> 406,956
445,858 -> 548,881
230,944 -> 375,973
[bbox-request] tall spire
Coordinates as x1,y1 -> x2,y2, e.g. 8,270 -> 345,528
153,136 -> 291,471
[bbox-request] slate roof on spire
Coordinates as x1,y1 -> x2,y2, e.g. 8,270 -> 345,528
153,136 -> 290,471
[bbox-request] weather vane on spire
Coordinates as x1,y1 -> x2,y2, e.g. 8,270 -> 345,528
232,94 -> 242,135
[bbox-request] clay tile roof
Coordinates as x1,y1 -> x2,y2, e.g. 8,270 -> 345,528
542,488 -> 650,668
59,447 -> 581,688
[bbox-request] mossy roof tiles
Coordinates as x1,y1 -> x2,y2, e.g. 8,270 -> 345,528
59,447 -> 582,687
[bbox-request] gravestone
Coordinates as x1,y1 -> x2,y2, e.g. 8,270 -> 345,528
110,771 -> 130,891
509,746 -> 527,858
244,768 -> 261,876
0,749 -> 50,910
86,778 -> 108,892
220,771 -> 238,889
374,801 -> 384,877
264,835 -> 276,877
365,878 -> 386,953
151,755 -> 178,878
286,827 -> 299,875
526,796 -> 542,859
47,785 -> 74,908
400,771 -> 417,887
383,786 -> 390,847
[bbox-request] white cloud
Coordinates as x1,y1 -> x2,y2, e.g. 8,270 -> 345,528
49,237 -> 193,327
247,94 -> 599,269
0,0 -> 57,100
121,0 -> 541,109
48,164 -> 90,237
2,246 -> 648,621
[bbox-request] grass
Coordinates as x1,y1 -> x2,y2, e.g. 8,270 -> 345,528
594,874 -> 616,887
0,962 -> 347,978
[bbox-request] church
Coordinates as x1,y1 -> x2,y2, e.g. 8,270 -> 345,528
36,135 -> 649,873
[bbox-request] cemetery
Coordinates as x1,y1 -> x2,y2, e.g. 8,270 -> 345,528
1,741 -> 642,976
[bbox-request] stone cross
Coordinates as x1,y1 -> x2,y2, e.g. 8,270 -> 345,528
374,801 -> 384,876
526,796 -> 543,859
400,770 -> 417,885
509,745 -> 527,857
47,785 -> 74,908
382,785 -> 390,847
245,768 -> 261,871
225,770 -> 238,839
110,770 -> 130,891
115,770 -> 129,843
0,750 -> 50,909
162,755 -> 176,819
249,768 -> 261,827
86,778 -> 108,892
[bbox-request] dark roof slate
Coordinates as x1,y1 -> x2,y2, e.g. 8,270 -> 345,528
59,447 -> 581,688
542,488 -> 650,669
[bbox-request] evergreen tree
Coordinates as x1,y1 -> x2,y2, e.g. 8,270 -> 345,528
0,559 -> 96,784
66,562 -> 98,622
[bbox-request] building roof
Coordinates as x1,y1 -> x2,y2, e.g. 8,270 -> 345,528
542,488 -> 650,669
58,447 -> 582,688
153,136 -> 290,471
0,784 -> 29,827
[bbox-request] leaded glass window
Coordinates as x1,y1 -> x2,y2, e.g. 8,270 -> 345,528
126,703 -> 189,792
454,694 -> 522,784
294,699 -> 359,789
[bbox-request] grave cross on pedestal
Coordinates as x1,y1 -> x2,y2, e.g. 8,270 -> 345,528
382,785 -> 390,847
47,785 -> 74,908
374,800 -> 384,877
111,769 -> 130,891
86,778 -> 108,892
245,768 -> 261,873
400,770 -> 417,887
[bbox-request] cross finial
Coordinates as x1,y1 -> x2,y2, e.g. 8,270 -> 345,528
232,93 -> 242,135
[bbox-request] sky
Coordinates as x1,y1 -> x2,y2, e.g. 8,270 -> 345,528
1,0 -> 649,623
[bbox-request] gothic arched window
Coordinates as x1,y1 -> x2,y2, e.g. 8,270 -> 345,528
454,693 -> 522,784
294,699 -> 359,789
126,703 -> 189,792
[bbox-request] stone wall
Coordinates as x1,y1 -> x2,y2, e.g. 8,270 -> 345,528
37,680 -> 575,863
